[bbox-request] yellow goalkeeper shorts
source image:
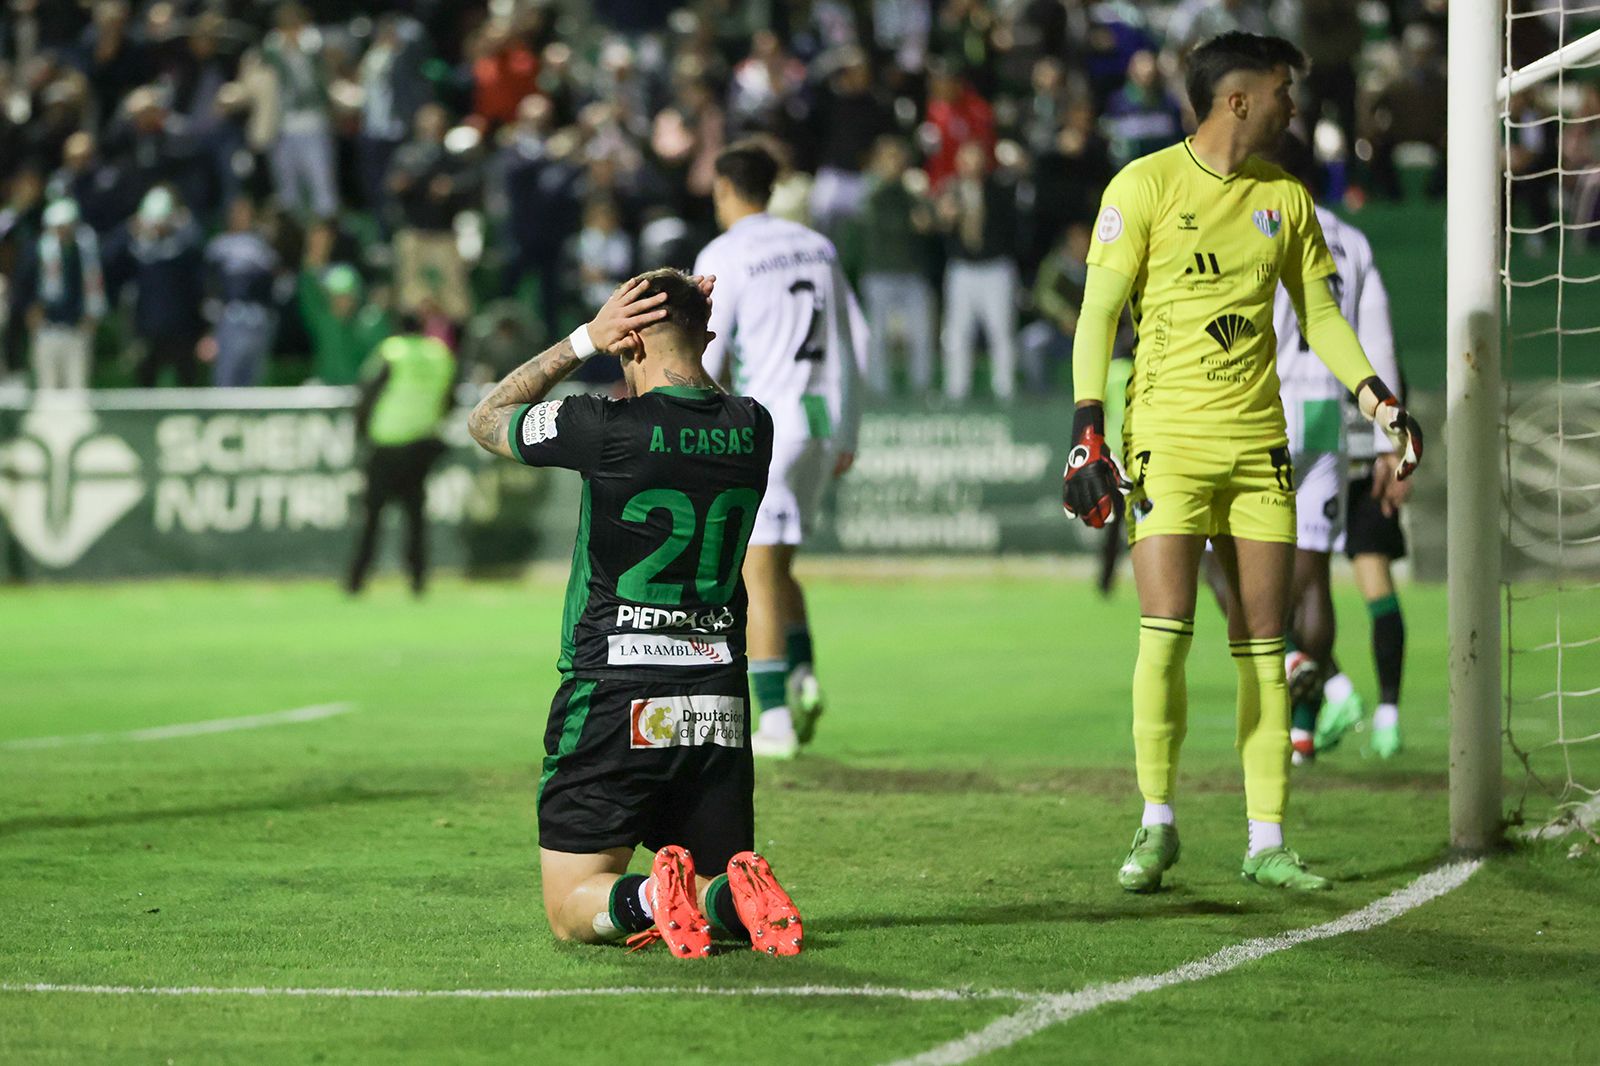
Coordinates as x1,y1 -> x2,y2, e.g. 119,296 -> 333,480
1121,434 -> 1297,545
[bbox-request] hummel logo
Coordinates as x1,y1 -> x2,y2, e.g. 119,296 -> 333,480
1178,212 -> 1198,231
0,401 -> 144,567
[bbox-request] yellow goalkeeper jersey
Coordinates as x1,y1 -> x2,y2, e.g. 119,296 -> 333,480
1087,139 -> 1337,443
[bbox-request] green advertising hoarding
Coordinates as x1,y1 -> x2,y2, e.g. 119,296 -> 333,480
0,388 -> 567,582
0,388 -> 1501,583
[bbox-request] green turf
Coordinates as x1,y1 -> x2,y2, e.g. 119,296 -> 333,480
3,574 -> 1597,1064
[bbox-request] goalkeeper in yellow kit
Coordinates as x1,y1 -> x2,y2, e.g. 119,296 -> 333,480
1061,33 -> 1422,892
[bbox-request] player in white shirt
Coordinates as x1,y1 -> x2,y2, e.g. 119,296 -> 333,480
1268,141 -> 1405,762
693,140 -> 863,758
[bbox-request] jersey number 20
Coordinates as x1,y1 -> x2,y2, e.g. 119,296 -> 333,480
617,487 -> 762,606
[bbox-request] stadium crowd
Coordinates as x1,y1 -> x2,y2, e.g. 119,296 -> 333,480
0,0 -> 1538,401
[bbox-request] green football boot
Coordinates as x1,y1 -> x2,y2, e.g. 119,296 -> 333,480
1369,721 -> 1403,759
1117,824 -> 1180,893
1241,846 -> 1332,891
787,669 -> 824,747
1314,688 -> 1366,753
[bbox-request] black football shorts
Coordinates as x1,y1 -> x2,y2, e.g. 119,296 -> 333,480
536,676 -> 754,871
1344,473 -> 1408,560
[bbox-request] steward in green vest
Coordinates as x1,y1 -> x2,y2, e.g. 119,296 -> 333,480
347,328 -> 457,595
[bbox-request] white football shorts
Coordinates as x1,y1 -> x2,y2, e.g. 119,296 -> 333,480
1293,449 -> 1347,554
750,431 -> 833,547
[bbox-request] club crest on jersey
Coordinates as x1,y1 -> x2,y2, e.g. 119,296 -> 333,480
1252,209 -> 1282,238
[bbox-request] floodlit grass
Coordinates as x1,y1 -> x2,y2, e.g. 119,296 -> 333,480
3,573 -> 1596,1064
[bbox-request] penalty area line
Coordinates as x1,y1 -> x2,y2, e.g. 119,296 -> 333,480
886,858 -> 1483,1066
0,982 -> 1035,1005
0,703 -> 357,751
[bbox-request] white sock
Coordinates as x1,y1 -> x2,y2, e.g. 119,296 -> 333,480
1247,819 -> 1283,857
1290,727 -> 1313,746
1142,801 -> 1175,827
591,910 -> 625,941
758,707 -> 794,735
1323,671 -> 1355,704
1373,702 -> 1399,730
638,878 -> 654,919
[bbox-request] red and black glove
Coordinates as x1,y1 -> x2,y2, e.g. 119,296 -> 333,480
1062,404 -> 1127,528
1356,376 -> 1424,481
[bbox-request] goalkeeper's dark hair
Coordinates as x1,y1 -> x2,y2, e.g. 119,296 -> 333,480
714,139 -> 780,206
635,268 -> 710,338
1185,32 -> 1306,121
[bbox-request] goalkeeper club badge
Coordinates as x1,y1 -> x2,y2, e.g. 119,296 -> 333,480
1096,206 -> 1124,243
1253,209 -> 1282,238
521,400 -> 562,447
630,695 -> 746,749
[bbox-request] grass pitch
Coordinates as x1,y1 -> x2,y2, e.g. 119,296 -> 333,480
3,570 -> 1597,1064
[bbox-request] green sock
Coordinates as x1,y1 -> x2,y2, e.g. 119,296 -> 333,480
784,625 -> 814,675
704,873 -> 748,938
751,659 -> 787,713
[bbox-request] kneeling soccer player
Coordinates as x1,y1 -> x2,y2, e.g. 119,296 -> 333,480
468,270 -> 803,956
1062,33 -> 1422,893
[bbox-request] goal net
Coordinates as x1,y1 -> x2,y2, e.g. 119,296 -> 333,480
1501,4 -> 1600,842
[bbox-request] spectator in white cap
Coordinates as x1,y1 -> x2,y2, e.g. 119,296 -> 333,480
13,198 -> 106,391
110,185 -> 207,386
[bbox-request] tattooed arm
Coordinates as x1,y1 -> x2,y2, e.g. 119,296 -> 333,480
466,336 -> 583,460
467,277 -> 673,460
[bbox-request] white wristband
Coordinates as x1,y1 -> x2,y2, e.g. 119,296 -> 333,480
568,323 -> 598,361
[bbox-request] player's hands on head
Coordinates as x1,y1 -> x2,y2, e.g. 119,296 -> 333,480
588,277 -> 670,354
1061,403 -> 1129,528
1356,377 -> 1422,481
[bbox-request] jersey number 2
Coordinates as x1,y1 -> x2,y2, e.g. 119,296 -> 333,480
790,280 -> 826,362
616,488 -> 762,606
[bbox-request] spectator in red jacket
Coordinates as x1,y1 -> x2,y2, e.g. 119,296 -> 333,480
471,20 -> 538,132
921,63 -> 994,191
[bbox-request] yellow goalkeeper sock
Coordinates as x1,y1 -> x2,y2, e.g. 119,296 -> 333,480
1233,637 -> 1291,823
1132,617 -> 1194,806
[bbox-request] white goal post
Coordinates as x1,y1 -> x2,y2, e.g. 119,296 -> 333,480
1447,0 -> 1505,850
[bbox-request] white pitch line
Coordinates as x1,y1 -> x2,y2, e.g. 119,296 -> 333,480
0,982 -> 1033,1005
0,703 -> 356,751
887,859 -> 1483,1066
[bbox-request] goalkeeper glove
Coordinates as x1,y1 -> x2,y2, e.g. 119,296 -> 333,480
1062,403 -> 1128,528
1356,376 -> 1423,480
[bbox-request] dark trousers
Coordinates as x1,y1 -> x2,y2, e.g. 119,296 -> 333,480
347,439 -> 446,594
139,334 -> 201,387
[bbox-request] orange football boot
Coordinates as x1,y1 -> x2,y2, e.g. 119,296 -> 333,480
726,851 -> 803,956
626,845 -> 713,957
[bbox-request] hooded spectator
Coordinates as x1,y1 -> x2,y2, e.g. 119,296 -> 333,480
115,184 -> 206,386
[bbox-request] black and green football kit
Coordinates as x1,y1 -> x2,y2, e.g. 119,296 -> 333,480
511,385 -> 773,865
